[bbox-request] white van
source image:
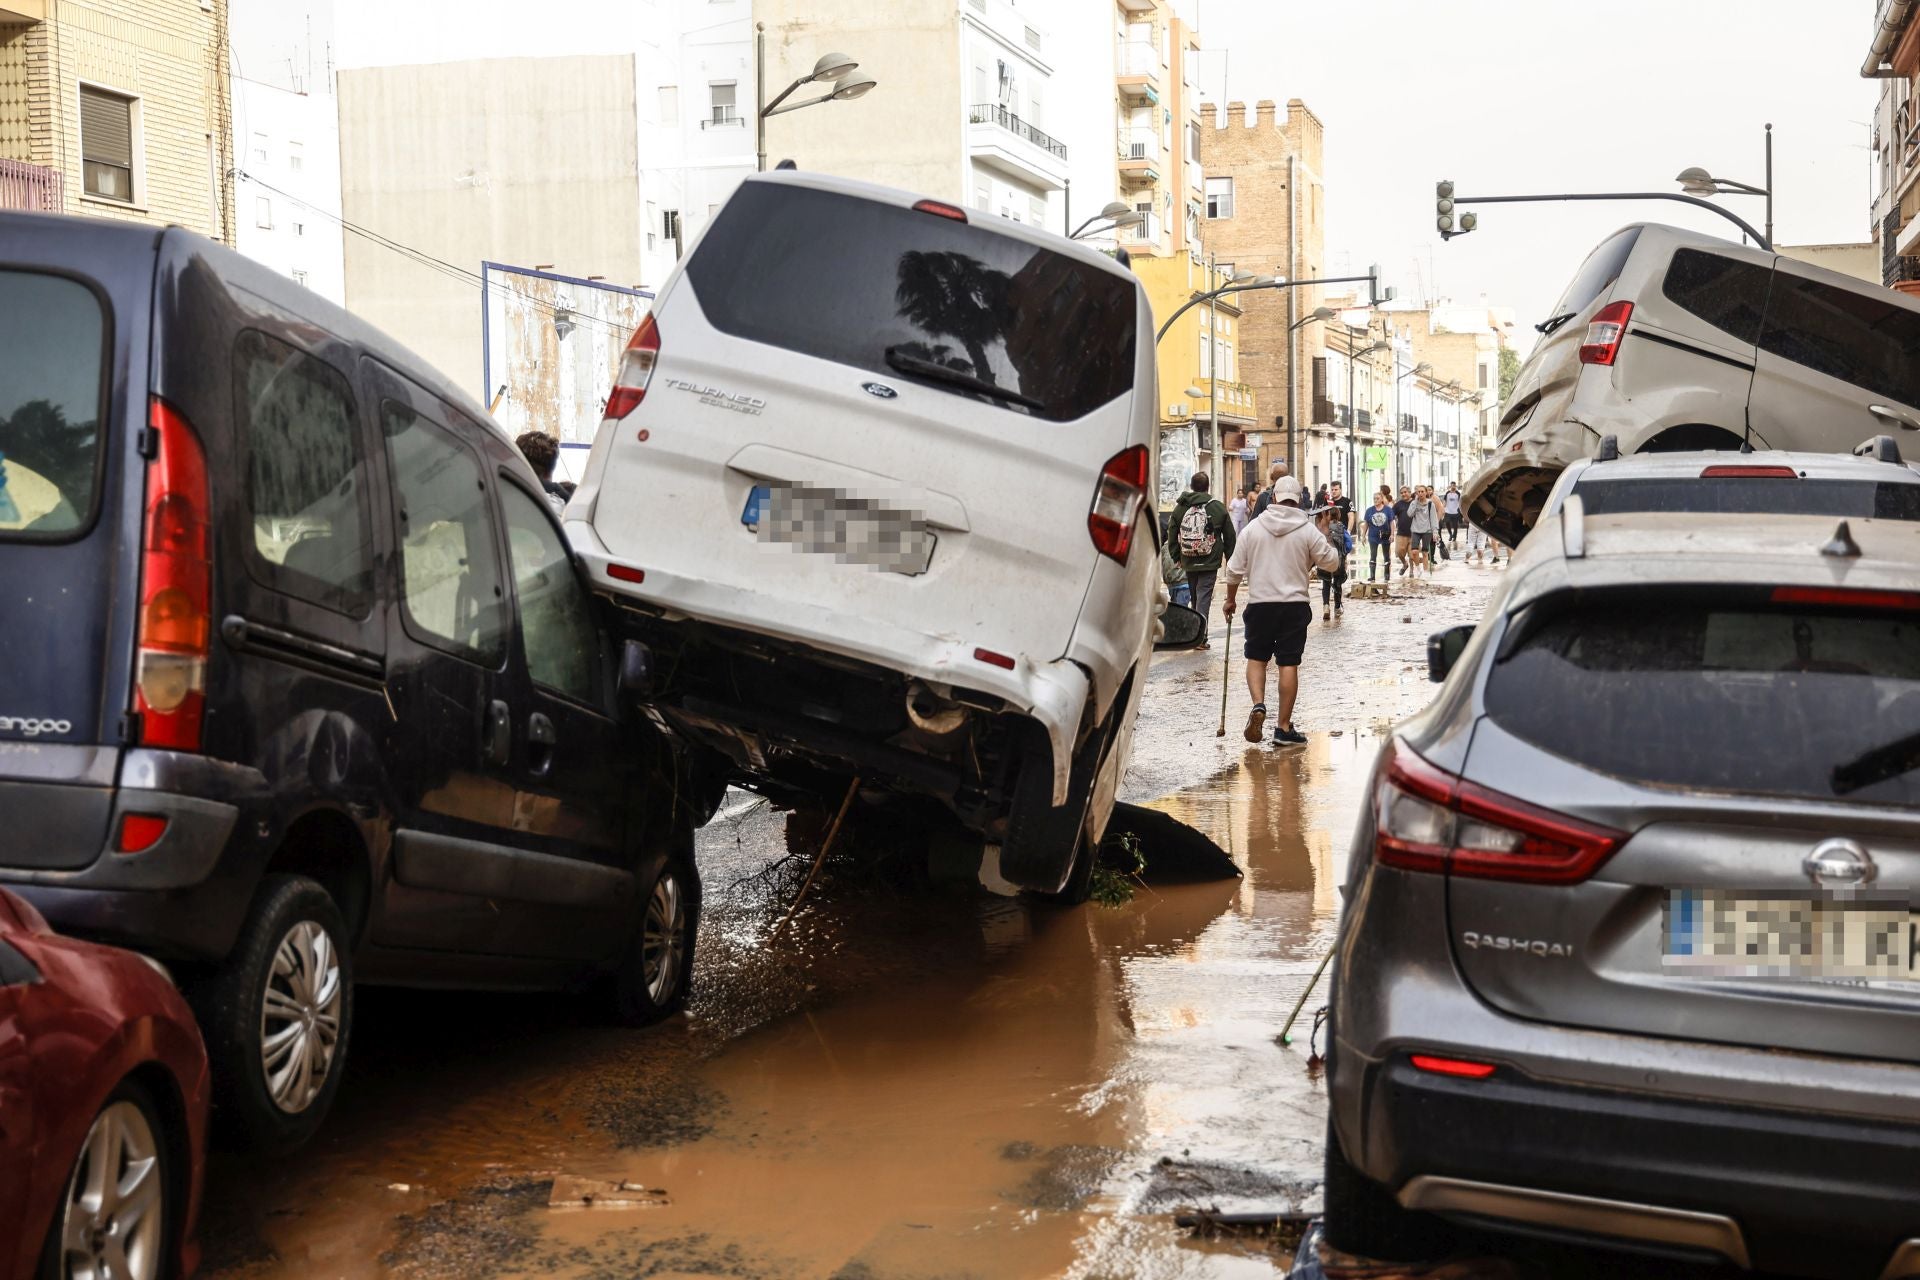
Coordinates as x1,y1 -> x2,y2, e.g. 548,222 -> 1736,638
1466,222 -> 1920,545
565,171 -> 1161,899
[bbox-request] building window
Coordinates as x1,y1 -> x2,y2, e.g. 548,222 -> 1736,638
289,141 -> 304,171
1205,176 -> 1233,219
250,131 -> 269,166
1029,195 -> 1045,225
255,196 -> 272,228
1478,362 -> 1490,389
80,85 -> 137,203
658,85 -> 679,125
663,208 -> 681,241
293,221 -> 305,236
709,81 -> 738,125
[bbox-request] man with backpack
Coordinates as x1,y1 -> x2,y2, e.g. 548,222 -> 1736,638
1170,472 -> 1236,642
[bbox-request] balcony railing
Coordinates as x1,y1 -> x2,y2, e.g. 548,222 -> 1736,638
0,158 -> 62,213
700,106 -> 745,129
968,103 -> 1068,161
1117,129 -> 1158,161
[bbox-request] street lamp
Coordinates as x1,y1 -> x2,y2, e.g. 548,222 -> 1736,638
1342,333 -> 1390,499
1393,362 -> 1431,493
1290,305 -> 1337,333
1676,123 -> 1773,246
755,29 -> 877,172
1070,201 -> 1134,239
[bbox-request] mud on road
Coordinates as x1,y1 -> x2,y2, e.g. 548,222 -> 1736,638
199,565 -> 1501,1279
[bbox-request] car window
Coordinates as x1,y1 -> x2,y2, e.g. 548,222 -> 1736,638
383,401 -> 508,664
1546,227 -> 1641,322
1485,588 -> 1920,808
1758,271 -> 1920,408
1661,248 -> 1770,346
237,330 -> 374,615
685,182 -> 1138,423
498,482 -> 604,706
1574,477 -> 1920,521
0,271 -> 106,541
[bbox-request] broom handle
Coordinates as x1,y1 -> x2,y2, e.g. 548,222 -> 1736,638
1217,617 -> 1232,733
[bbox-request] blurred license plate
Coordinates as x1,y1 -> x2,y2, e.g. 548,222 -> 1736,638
1664,889 -> 1919,981
740,484 -> 936,576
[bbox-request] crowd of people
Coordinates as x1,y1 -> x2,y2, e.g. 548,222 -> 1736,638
1165,462 -> 1505,748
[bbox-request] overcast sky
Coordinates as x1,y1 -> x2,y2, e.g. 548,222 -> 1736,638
1201,0 -> 1880,347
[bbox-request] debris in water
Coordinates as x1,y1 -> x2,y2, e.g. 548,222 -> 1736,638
387,1183 -> 411,1193
546,1177 -> 670,1210
1106,802 -> 1240,883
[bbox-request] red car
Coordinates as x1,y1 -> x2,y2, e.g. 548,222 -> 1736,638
0,888 -> 208,1280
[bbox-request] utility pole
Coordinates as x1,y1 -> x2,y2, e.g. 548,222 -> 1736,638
1207,250 -> 1221,499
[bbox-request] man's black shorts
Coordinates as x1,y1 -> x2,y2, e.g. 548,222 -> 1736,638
1242,601 -> 1313,666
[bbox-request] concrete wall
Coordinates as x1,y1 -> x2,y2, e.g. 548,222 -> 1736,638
754,0 -> 961,200
338,54 -> 644,397
1779,241 -> 1880,284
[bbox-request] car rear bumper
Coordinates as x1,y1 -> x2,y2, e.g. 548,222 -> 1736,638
1338,1050 -> 1920,1278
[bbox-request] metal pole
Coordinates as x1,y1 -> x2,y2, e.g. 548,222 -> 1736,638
1765,122 -> 1774,248
755,24 -> 768,173
1346,330 -> 1357,498
1208,252 -> 1220,499
1286,152 -> 1298,475
1452,190 -> 1771,251
1063,175 -> 1070,238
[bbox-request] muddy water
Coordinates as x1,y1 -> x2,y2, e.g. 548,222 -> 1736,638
199,569 -> 1498,1278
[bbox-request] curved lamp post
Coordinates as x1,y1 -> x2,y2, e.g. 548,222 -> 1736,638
1676,124 -> 1772,247
755,31 -> 877,171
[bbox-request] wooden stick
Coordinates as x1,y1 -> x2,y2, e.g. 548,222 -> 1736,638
1279,944 -> 1336,1045
774,775 -> 861,933
1215,617 -> 1232,737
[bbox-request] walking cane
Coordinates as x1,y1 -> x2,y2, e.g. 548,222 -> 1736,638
1280,944 -> 1336,1045
1215,616 -> 1232,737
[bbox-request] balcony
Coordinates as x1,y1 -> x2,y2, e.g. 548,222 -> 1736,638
1194,378 -> 1257,422
1117,129 -> 1159,188
0,158 -> 62,213
1116,41 -> 1162,104
968,102 -> 1069,189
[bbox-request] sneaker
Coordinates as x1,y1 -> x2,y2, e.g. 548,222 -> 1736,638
1321,608 -> 1330,622
1272,725 -> 1308,746
1243,704 -> 1267,743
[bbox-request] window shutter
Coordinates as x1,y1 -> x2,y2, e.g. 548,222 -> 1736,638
81,88 -> 133,167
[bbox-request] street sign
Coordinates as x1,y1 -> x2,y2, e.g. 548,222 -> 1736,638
1238,448 -> 1258,460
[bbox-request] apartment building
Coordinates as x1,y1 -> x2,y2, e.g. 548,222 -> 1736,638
231,0 -> 345,303
1111,0 -> 1203,260
1194,97 -> 1325,491
637,0 -> 753,275
0,0 -> 231,238
1865,0 -> 1920,291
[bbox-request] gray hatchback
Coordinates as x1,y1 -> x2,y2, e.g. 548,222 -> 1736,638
1325,502 -> 1920,1279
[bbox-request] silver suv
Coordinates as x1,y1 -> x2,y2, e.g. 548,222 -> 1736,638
1324,503 -> 1920,1279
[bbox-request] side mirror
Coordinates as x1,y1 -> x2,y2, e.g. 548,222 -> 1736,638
617,639 -> 655,699
1427,624 -> 1474,684
1154,604 -> 1208,651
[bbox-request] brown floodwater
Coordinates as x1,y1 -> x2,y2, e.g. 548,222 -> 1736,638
198,571 -> 1499,1279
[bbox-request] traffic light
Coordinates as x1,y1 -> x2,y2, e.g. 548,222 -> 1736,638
1437,181 -> 1477,241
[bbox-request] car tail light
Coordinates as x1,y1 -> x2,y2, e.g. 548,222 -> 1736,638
135,397 -> 211,752
913,199 -> 969,222
116,813 -> 168,854
605,313 -> 660,421
1701,464 -> 1797,479
1773,585 -> 1920,611
1410,1054 -> 1498,1079
1089,445 -> 1149,564
1577,301 -> 1633,366
1374,740 -> 1625,883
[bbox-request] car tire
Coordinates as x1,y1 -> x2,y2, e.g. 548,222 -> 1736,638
198,874 -> 352,1154
38,1078 -> 174,1280
1001,721 -> 1102,896
1321,1115 -> 1454,1262
609,848 -> 699,1025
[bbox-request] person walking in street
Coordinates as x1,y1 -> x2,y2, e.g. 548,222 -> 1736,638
1362,489 -> 1395,581
1327,481 -> 1354,537
1392,485 -> 1414,578
1229,487 -> 1250,534
515,430 -> 571,513
1408,485 -> 1440,577
1465,518 -> 1489,566
1221,476 -> 1340,746
1250,461 -> 1290,519
1316,496 -> 1351,622
1443,482 -> 1463,548
1171,472 -> 1236,644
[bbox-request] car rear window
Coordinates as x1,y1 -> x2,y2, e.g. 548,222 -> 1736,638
1662,248 -> 1770,345
1485,589 -> 1920,808
0,271 -> 106,541
1575,477 -> 1920,521
1547,227 -> 1641,322
684,182 -> 1138,423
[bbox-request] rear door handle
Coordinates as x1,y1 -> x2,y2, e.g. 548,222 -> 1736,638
527,712 -> 557,778
1868,404 -> 1920,431
484,700 -> 512,766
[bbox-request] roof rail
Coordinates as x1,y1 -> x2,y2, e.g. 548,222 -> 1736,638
1594,434 -> 1620,462
1854,434 -> 1904,464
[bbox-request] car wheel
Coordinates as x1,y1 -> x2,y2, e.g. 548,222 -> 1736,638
1320,1115 -> 1454,1262
39,1079 -> 172,1280
1000,721 -> 1102,896
199,874 -> 352,1154
610,851 -> 698,1025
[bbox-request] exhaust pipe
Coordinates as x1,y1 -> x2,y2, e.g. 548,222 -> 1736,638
905,680 -> 968,736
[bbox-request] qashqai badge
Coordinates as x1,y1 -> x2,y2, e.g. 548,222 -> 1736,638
861,382 -> 898,400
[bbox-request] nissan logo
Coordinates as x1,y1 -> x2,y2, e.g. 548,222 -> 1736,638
1803,838 -> 1875,887
861,381 -> 898,400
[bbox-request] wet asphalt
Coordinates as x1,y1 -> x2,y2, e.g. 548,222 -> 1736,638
196,551 -> 1774,1279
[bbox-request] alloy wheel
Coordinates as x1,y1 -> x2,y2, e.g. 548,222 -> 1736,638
642,870 -> 687,1004
259,919 -> 343,1114
58,1100 -> 165,1280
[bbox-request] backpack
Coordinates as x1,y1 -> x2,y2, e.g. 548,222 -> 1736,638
1177,500 -> 1217,558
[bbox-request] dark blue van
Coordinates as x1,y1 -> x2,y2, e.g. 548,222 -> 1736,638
0,211 -> 716,1151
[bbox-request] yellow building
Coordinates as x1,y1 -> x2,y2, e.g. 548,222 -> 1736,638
0,0 -> 232,237
1136,252 -> 1256,510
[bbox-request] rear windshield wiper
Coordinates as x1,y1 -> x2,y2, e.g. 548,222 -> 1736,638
883,346 -> 1046,413
1831,727 -> 1920,796
1536,311 -> 1577,336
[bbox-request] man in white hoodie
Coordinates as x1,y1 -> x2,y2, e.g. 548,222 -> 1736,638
1220,475 -> 1341,745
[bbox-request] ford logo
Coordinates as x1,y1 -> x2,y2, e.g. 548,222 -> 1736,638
861,381 -> 898,400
